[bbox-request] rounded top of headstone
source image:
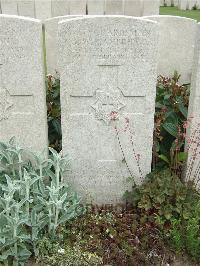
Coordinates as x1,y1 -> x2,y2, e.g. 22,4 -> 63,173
45,15 -> 83,23
143,15 -> 197,23
58,15 -> 159,26
0,14 -> 41,23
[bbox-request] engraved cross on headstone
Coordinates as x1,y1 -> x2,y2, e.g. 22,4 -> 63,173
90,65 -> 145,124
0,64 -> 34,122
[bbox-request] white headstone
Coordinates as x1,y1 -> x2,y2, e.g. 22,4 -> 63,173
178,0 -> 187,9
17,0 -> 35,18
143,0 -> 160,15
186,23 -> 200,188
69,0 -> 86,14
1,0 -> 18,15
165,0 -> 172,6
51,0 -> 69,17
124,0 -> 142,16
0,15 -> 48,153
160,0 -> 164,6
172,0 -> 179,6
45,15 -> 81,75
188,0 -> 196,9
105,0 -> 123,14
35,0 -> 52,20
87,0 -> 105,15
58,16 -> 159,204
144,15 -> 197,83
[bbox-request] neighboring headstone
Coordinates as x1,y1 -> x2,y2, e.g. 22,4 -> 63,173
188,0 -> 196,9
58,16 -> 159,204
17,0 -> 35,18
142,0 -> 160,16
45,15 -> 81,75
178,0 -> 187,9
69,0 -> 86,14
87,0 -> 104,15
51,0 -> 69,17
124,0 -> 142,16
0,15 -> 47,153
186,23 -> 200,188
1,0 -> 18,15
105,0 -> 123,14
144,15 -> 197,83
160,0 -> 165,6
165,0 -> 172,6
172,0 -> 179,6
35,0 -> 52,20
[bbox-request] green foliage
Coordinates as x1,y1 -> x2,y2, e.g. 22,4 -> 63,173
125,169 -> 199,223
0,138 -> 83,265
125,169 -> 200,261
169,200 -> 200,260
46,75 -> 61,152
154,72 -> 190,174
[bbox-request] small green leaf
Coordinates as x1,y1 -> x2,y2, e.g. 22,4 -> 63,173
158,154 -> 170,164
177,152 -> 188,162
163,122 -> 178,137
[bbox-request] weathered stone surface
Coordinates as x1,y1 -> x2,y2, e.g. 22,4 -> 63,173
1,0 -> 18,15
51,0 -> 69,17
17,0 -> 35,18
186,23 -> 200,188
105,0 -> 123,14
87,0 -> 104,15
0,15 -> 48,153
45,15 -> 81,75
58,16 -> 159,204
124,0 -> 142,16
69,0 -> 86,14
142,0 -> 160,16
35,0 -> 52,20
144,15 -> 197,83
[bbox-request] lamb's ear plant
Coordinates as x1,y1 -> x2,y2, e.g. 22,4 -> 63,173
0,139 -> 83,266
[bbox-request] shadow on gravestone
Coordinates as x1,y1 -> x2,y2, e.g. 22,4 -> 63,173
44,15 -> 82,75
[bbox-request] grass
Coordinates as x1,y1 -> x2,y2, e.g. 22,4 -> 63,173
160,6 -> 200,21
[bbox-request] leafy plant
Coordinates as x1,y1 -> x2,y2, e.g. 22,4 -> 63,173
169,199 -> 200,260
46,74 -> 62,152
125,168 -> 200,261
0,138 -> 83,265
154,72 -> 190,175
125,169 -> 199,225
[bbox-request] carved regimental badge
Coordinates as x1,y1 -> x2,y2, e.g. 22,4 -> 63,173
0,88 -> 13,121
91,88 -> 125,125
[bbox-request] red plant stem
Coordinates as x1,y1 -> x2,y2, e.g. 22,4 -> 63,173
127,123 -> 144,181
114,125 -> 134,179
